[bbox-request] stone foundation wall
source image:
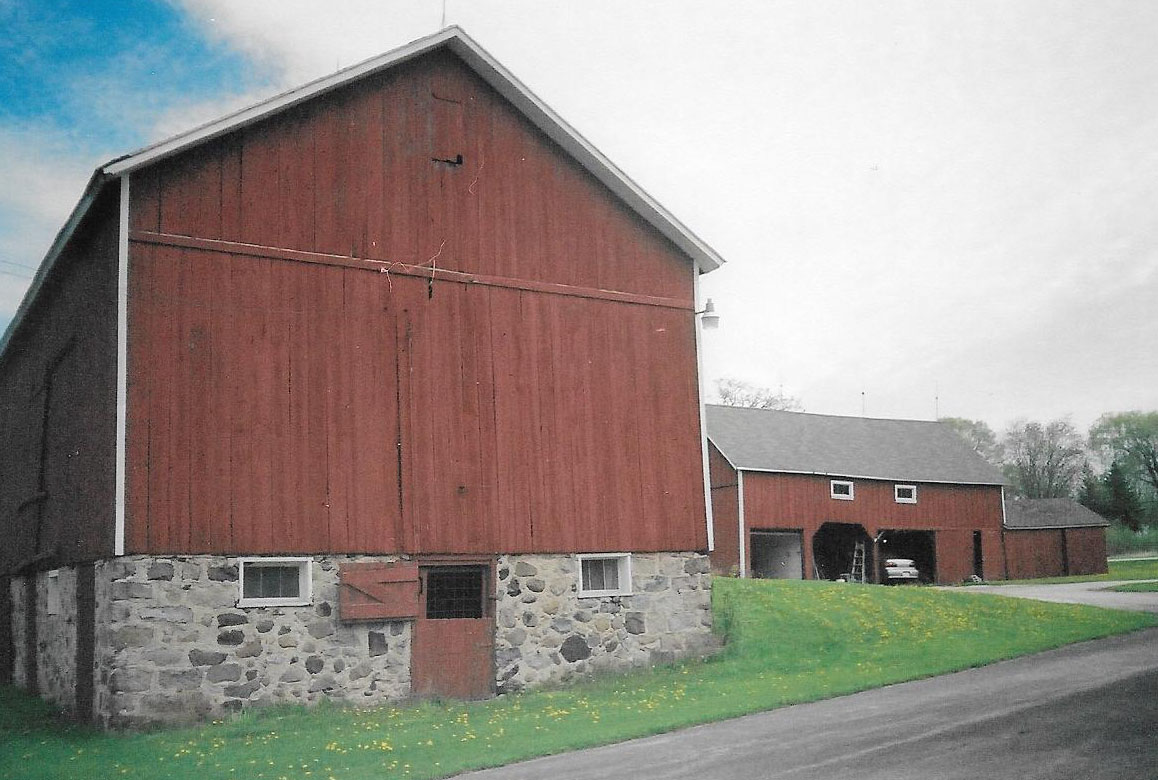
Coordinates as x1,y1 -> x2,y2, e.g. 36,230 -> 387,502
9,576 -> 28,689
9,570 -> 80,709
494,552 -> 713,692
94,556 -> 411,727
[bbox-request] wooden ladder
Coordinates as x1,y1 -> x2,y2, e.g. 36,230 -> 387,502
849,540 -> 866,583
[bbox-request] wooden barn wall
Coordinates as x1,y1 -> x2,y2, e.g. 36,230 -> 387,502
707,443 -> 739,575
1004,529 -> 1065,580
124,51 -> 707,556
1064,527 -> 1108,576
0,188 -> 120,574
739,473 -> 1006,583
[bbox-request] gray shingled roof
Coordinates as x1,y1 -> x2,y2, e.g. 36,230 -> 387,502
1004,498 -> 1110,529
706,405 -> 1006,485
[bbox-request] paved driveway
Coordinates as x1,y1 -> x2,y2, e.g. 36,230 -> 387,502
463,628 -> 1158,780
958,579 -> 1158,613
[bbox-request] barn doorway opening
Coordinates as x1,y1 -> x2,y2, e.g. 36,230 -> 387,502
411,563 -> 495,700
750,530 -> 804,579
811,522 -> 872,581
973,531 -> 984,579
878,530 -> 936,583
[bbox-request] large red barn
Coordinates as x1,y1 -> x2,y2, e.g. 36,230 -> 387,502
0,28 -> 722,726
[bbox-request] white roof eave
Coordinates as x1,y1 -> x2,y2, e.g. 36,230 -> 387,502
101,26 -> 724,273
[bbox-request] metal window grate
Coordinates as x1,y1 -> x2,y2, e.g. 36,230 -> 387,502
425,568 -> 484,619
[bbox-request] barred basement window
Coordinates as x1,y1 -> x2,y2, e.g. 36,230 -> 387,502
577,553 -> 632,598
238,558 -> 312,607
424,567 -> 486,619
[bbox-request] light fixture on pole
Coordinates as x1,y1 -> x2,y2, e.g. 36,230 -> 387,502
696,298 -> 721,329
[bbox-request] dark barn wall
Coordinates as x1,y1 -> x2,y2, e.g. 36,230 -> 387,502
1064,527 -> 1108,576
0,187 -> 120,575
1004,529 -> 1065,579
125,51 -> 707,556
707,443 -> 739,575
738,472 -> 1006,583
1003,527 -> 1108,579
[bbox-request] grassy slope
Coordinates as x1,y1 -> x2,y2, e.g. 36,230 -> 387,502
1,580 -> 1153,780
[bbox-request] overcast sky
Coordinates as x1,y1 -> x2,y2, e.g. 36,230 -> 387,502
2,0 -> 1154,435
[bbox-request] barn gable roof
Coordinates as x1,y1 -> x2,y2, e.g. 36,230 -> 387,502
1,26 -> 723,359
1003,498 -> 1110,529
706,405 -> 1007,486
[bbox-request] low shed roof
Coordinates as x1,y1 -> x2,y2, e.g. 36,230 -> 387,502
1004,498 -> 1110,529
706,405 -> 1006,486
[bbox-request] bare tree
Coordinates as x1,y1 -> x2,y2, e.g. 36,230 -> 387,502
1089,411 -> 1158,499
716,378 -> 803,411
1003,419 -> 1086,498
939,417 -> 1002,466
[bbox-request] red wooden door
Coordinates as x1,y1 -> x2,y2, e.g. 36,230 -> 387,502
411,565 -> 494,699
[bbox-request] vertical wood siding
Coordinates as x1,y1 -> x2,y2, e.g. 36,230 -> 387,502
1004,527 -> 1108,578
1063,527 -> 1108,576
125,51 -> 706,555
707,443 -> 739,574
725,472 -> 1005,583
0,190 -> 119,573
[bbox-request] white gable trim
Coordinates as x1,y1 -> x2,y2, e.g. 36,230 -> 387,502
101,26 -> 723,273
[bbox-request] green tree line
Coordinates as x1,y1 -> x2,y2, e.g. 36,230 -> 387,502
941,412 -> 1158,530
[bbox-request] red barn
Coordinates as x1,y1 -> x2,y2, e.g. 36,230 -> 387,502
0,28 -> 722,726
707,406 -> 1008,584
1003,498 -> 1109,579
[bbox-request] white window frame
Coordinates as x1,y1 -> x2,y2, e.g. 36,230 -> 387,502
45,569 -> 62,616
830,480 -> 854,500
894,484 -> 918,504
237,557 -> 313,608
576,553 -> 633,598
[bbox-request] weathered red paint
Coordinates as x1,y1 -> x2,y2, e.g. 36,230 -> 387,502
709,457 -> 1007,583
123,49 -> 707,557
1003,527 -> 1108,579
0,188 -> 120,575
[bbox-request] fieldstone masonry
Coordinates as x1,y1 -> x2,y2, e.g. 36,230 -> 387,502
10,551 -> 713,727
493,552 -> 714,693
8,569 -> 79,707
92,555 -> 410,727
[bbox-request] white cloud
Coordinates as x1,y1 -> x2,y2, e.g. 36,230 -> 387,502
0,124 -> 106,318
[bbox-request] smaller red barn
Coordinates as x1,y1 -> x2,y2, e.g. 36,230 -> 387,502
1002,498 -> 1109,579
706,406 -> 1008,584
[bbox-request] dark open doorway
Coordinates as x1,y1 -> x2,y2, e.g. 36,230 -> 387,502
878,530 -> 936,583
750,530 -> 804,579
973,531 -> 984,579
812,522 -> 872,581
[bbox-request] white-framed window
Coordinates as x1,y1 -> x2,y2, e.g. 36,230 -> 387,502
895,484 -> 918,504
576,553 -> 632,598
237,557 -> 313,608
830,480 -> 854,500
45,569 -> 62,616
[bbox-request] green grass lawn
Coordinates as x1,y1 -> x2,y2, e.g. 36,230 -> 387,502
2,579 -> 1153,780
991,557 -> 1158,585
1109,580 -> 1158,592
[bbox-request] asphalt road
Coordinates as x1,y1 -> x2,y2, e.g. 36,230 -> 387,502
464,627 -> 1158,780
959,580 -> 1158,614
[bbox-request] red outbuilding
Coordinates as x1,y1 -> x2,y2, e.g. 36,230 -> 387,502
1002,498 -> 1109,579
0,28 -> 722,726
707,406 -> 1009,584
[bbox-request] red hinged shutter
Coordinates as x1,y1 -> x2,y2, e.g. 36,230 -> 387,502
339,561 -> 421,621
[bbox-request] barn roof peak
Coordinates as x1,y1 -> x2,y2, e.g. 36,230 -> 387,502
102,25 -> 723,273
